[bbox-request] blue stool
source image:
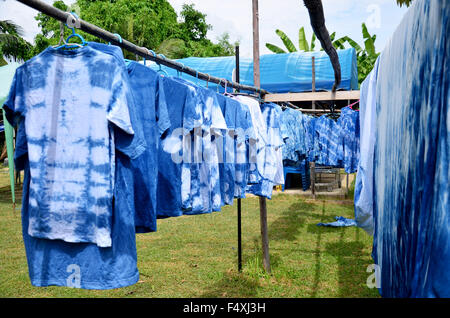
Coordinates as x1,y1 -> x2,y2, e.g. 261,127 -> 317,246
282,164 -> 311,191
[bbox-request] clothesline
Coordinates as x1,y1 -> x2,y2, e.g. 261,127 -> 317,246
17,0 -> 269,97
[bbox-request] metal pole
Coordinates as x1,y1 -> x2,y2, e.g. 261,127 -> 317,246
253,0 -> 271,274
235,45 -> 243,273
16,0 -> 269,96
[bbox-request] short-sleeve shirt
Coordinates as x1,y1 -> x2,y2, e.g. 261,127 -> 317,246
233,100 -> 256,198
314,115 -> 343,167
3,46 -> 137,247
157,76 -> 200,217
126,62 -> 171,232
337,106 -> 360,173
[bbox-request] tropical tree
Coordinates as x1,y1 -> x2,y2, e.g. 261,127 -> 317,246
0,20 -> 33,65
30,0 -> 237,60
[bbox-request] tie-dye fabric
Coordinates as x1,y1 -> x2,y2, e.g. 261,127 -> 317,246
18,151 -> 140,289
280,108 -> 307,162
247,103 -> 285,198
234,96 -> 267,184
126,62 -> 171,232
272,104 -> 286,185
216,93 -> 238,206
3,46 -> 137,248
234,100 -> 256,199
188,87 -> 227,214
372,0 -> 449,297
314,115 -> 343,167
354,58 -> 380,236
337,106 -> 360,173
156,76 -> 200,218
304,116 -> 317,162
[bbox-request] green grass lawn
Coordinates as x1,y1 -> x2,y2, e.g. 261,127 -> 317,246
0,168 -> 379,298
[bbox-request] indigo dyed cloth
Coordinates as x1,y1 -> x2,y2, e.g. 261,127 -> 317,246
354,57 -> 380,236
304,116 -> 317,162
156,76 -> 200,218
247,103 -> 284,198
234,100 -> 256,199
314,115 -> 343,167
234,95 -> 267,185
216,93 -> 238,206
18,154 -> 140,289
317,216 -> 356,227
3,46 -> 138,247
280,108 -> 307,162
126,62 -> 171,232
372,0 -> 449,297
187,86 -> 227,214
337,106 -> 360,173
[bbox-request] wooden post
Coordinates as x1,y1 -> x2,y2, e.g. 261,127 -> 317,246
253,0 -> 271,274
311,57 -> 316,199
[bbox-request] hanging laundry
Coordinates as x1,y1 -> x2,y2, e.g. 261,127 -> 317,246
354,58 -> 380,236
246,102 -> 285,199
371,0 -> 449,298
3,45 -> 142,248
233,101 -> 257,199
125,61 -> 171,232
4,43 -> 145,289
233,95 -> 268,185
337,106 -> 360,173
280,107 -> 307,163
156,76 -> 201,218
314,115 -> 343,167
216,93 -> 238,206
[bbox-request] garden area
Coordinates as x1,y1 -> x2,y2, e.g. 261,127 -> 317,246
0,168 -> 378,298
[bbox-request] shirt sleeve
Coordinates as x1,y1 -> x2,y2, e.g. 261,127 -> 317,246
2,67 -> 26,127
107,66 -> 135,135
109,65 -> 146,159
155,76 -> 171,137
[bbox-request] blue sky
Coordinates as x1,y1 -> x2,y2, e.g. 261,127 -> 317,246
0,0 -> 410,58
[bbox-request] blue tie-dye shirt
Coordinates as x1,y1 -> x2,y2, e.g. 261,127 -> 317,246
156,76 -> 200,218
3,46 -> 137,247
314,115 -> 343,167
337,106 -> 360,173
247,103 -> 285,199
126,62 -> 171,232
234,100 -> 256,198
280,108 -> 307,163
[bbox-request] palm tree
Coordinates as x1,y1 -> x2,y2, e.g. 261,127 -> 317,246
0,20 -> 32,64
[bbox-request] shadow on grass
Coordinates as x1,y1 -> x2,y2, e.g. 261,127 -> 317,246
0,184 -> 22,205
200,238 -> 282,298
324,228 -> 377,297
267,199 -> 319,242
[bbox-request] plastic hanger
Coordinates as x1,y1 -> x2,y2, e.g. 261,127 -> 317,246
223,80 -> 234,97
54,12 -> 86,50
156,54 -> 169,76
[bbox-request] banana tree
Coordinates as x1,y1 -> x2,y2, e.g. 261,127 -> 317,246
265,26 -> 338,54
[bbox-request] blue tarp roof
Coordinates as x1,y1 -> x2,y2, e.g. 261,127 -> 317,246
150,48 -> 358,93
